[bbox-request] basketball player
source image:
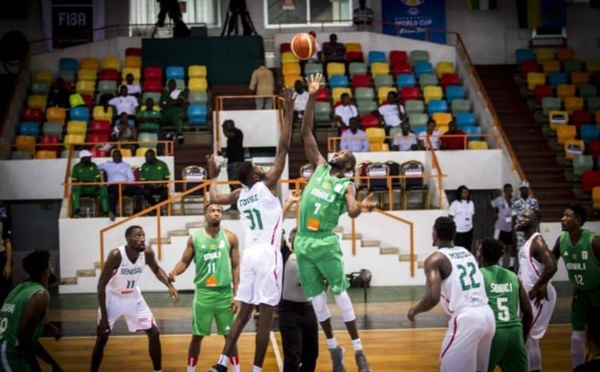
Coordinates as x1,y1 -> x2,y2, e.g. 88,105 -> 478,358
0,250 -> 64,372
516,209 -> 557,372
478,238 -> 532,372
408,217 -> 495,372
294,72 -> 376,372
169,203 -> 241,372
206,90 -> 295,372
551,204 -> 600,368
91,225 -> 179,372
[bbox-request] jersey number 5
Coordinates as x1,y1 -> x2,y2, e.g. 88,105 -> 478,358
243,208 -> 264,231
496,298 -> 510,322
457,262 -> 481,291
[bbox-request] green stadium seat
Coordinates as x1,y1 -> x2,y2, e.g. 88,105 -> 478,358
314,102 -> 331,123
542,97 -> 562,116
373,74 -> 393,88
573,155 -> 594,177
349,62 -> 367,77
579,84 -> 598,99
405,100 -> 425,114
357,100 -> 378,115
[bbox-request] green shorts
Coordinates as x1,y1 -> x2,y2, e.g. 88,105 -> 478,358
293,232 -> 349,298
0,341 -> 31,371
192,287 -> 234,336
572,289 -> 600,331
487,325 -> 528,372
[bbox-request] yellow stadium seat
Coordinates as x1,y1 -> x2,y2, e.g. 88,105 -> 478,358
436,62 -> 455,78
527,72 -> 546,90
46,107 -> 67,123
556,125 -> 577,145
366,127 -> 386,151
468,141 -> 489,150
281,52 -> 298,65
80,58 -> 99,70
345,43 -> 362,52
33,70 -> 53,84
15,135 -> 36,154
116,148 -> 133,157
78,68 -> 97,82
188,78 -> 208,92
284,75 -> 303,88
67,120 -> 87,136
564,96 -> 584,114
63,134 -> 85,148
27,95 -> 47,110
102,56 -> 121,71
327,62 -> 346,77
542,60 -> 561,74
564,139 -> 585,160
586,60 -> 600,73
125,56 -> 142,68
571,72 -> 589,86
371,62 -> 390,77
93,106 -> 114,121
549,110 -> 569,130
122,67 -> 141,84
188,65 -> 207,79
535,48 -> 554,62
433,112 -> 452,127
332,88 -> 352,104
140,105 -> 160,111
557,48 -> 575,62
423,86 -> 443,104
437,125 -> 449,134
76,80 -> 96,95
282,63 -> 301,76
136,148 -> 152,157
593,187 -> 600,211
36,150 -> 57,159
556,84 -> 576,99
377,87 -> 397,104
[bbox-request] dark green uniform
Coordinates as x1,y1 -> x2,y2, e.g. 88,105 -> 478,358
192,228 -> 233,336
71,160 -> 109,215
559,229 -> 600,331
481,265 -> 528,372
0,282 -> 47,371
160,90 -> 185,135
140,159 -> 170,182
294,164 -> 352,297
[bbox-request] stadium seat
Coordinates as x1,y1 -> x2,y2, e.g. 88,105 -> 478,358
418,74 -> 439,89
11,151 -> 33,160
332,88 -> 352,104
121,67 -> 140,84
18,121 -> 39,139
446,86 -> 466,102
423,86 -> 442,104
90,120 -> 111,135
23,107 -> 43,123
314,102 -> 332,122
59,58 -> 78,72
571,72 -> 589,86
281,52 -> 298,65
579,84 -> 598,99
15,135 -> 36,154
70,106 -> 90,122
371,62 -> 390,77
582,171 -> 600,194
282,63 -> 301,77
590,140 -> 600,159
279,43 -> 291,55
360,114 -> 380,130
588,97 -> 600,113
556,84 -> 575,100
36,150 -> 57,159
143,80 -> 163,93
43,122 -> 64,139
374,74 -> 394,88
189,78 -> 208,92
125,47 -> 141,57
548,72 -> 568,87
468,141 -> 489,150
346,42 -> 362,52
586,60 -> 600,72
405,100 -> 425,114
409,113 -> 428,128
30,81 -> 49,96
521,61 -> 540,78
346,51 -> 364,63
67,120 -> 87,136
542,60 -> 561,74
440,73 -> 461,89
573,155 -> 594,177
409,50 -> 430,64
58,70 -> 75,83
124,56 -> 142,68
436,62 -> 455,78
329,75 -> 349,89
377,87 -> 397,104
432,113 -> 452,127
100,57 -> 120,71
556,124 -> 577,144
580,124 -> 600,143
565,97 -> 584,114
79,58 -> 99,70
187,104 -> 208,126
357,100 -> 378,115
427,100 -> 448,116
389,50 -> 408,64
348,62 -> 367,77
315,88 -> 329,102
463,126 -> 483,141
549,110 -> 569,129
63,134 -> 85,149
413,62 -> 434,77
391,62 -> 412,76
355,87 -> 375,101
365,128 -> 387,151
97,80 -> 117,96
535,48 -> 554,62
515,48 -> 534,64
534,85 -> 554,105
564,139 -> 585,160
144,66 -> 163,81
451,99 -> 471,113
76,80 -> 95,96
557,48 -> 575,62
352,75 -> 372,88
542,97 -> 562,116
396,74 -> 416,89
564,60 -> 583,74
305,62 -> 323,76
33,69 -> 53,84
27,95 -> 47,110
593,187 -> 600,211
98,69 -> 118,81
78,68 -> 97,82
368,51 -> 386,65
188,91 -> 208,104
571,110 -> 593,128
45,107 -> 67,123
188,65 -> 207,79
401,87 -> 421,103
456,112 -> 476,129
327,62 -> 346,77
93,106 -> 113,121
527,72 -> 546,90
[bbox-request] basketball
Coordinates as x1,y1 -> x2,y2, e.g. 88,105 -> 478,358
290,33 -> 317,60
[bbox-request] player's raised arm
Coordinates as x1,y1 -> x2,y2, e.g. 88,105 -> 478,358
529,235 -> 557,306
408,252 -> 444,320
301,73 -> 327,169
145,246 -> 179,304
207,154 -> 242,206
97,249 -> 122,336
344,185 -> 376,218
169,236 -> 195,281
265,89 -> 295,191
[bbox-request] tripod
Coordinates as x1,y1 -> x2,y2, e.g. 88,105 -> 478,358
221,0 -> 257,36
152,0 -> 190,38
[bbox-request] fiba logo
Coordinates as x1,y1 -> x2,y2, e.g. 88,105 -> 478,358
401,0 -> 425,6
408,7 -> 420,16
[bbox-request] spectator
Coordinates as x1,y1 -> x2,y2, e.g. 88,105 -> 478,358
511,180 -> 539,269
292,80 -> 309,121
108,85 -> 139,121
137,98 -> 161,124
334,93 -> 358,133
98,149 -> 143,217
107,112 -> 137,153
449,185 -> 475,252
47,77 -> 70,108
440,120 -> 467,150
308,31 -> 322,62
221,120 -> 244,211
490,183 -> 513,267
392,122 -> 418,151
418,119 -> 442,150
249,59 -> 275,110
0,202 -> 12,306
140,149 -> 171,213
120,73 -> 141,99
340,117 -> 369,153
574,307 -> 600,372
322,33 -> 346,72
160,79 -> 186,145
353,0 -> 374,30
376,91 -> 406,135
71,150 -> 110,219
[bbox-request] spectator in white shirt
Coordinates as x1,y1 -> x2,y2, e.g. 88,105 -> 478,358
119,73 -> 141,100
418,119 -> 442,150
449,185 -> 475,252
490,183 -> 514,266
334,93 -> 358,133
340,118 -> 369,153
392,122 -> 418,151
98,149 -> 143,217
376,91 -> 406,135
292,80 -> 309,121
108,86 -> 139,119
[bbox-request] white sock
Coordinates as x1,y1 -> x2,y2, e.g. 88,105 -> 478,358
154,370 -> 162,372
251,366 -> 262,372
352,338 -> 363,351
187,367 -> 196,372
327,337 -> 338,349
218,354 -> 229,367
229,356 -> 240,372
571,331 -> 586,367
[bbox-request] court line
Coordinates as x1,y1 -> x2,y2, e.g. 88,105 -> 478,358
269,331 -> 284,372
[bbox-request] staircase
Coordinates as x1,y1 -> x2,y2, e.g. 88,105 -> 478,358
476,65 -> 574,221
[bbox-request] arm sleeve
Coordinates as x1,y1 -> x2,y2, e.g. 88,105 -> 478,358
449,201 -> 457,216
249,71 -> 257,90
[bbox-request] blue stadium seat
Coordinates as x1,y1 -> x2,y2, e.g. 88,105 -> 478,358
455,112 -> 476,129
396,74 -> 416,89
427,99 -> 448,116
463,126 -> 482,141
188,104 -> 207,127
515,49 -> 534,64
59,58 -> 78,72
113,119 -> 136,127
445,86 -> 466,101
70,106 -> 90,122
548,72 -> 568,87
329,75 -> 349,89
413,61 -> 434,77
367,51 -> 386,65
166,66 -> 185,81
580,124 -> 600,144
18,121 -> 39,139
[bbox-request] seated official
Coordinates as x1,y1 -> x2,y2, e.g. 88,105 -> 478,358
418,119 -> 442,150
71,150 -> 110,219
160,79 -> 186,144
440,121 -> 467,150
98,149 -> 143,216
137,98 -> 162,124
376,91 -> 406,135
108,85 -> 139,120
340,118 -> 369,153
141,149 -> 171,211
392,122 -> 418,151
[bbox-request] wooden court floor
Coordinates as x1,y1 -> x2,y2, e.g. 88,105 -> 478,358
41,325 -> 573,372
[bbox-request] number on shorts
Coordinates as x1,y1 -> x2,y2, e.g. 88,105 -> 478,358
497,297 -> 509,322
457,262 -> 481,291
574,274 -> 585,286
314,202 -> 322,215
0,317 -> 7,338
126,280 -> 135,289
243,208 -> 264,230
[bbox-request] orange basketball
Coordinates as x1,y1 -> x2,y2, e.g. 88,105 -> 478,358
290,33 -> 317,60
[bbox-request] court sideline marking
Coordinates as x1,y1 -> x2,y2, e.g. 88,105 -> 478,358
269,331 -> 284,372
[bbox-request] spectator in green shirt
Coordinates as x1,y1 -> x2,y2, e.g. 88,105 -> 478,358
160,79 -> 185,145
141,149 -> 170,211
138,98 -> 162,125
71,150 -> 110,219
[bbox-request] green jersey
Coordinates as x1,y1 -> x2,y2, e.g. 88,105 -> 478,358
481,265 -> 522,329
193,228 -> 233,289
0,282 -> 47,349
559,229 -> 600,290
298,164 -> 352,234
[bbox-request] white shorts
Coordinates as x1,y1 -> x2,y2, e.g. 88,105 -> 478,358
235,244 -> 283,306
440,305 -> 496,372
529,283 -> 557,340
98,290 -> 156,332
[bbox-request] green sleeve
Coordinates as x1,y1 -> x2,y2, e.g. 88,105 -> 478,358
71,163 -> 80,181
162,161 -> 171,179
140,166 -> 148,181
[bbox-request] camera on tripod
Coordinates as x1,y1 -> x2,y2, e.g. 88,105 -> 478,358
222,0 -> 257,36
155,0 -> 190,38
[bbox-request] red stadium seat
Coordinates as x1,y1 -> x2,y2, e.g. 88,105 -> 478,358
582,170 -> 600,194
401,87 -> 421,103
352,74 -> 372,88
279,43 -> 291,55
38,135 -> 60,152
571,110 -> 593,129
143,79 -> 163,93
87,133 -> 110,144
90,120 -> 111,135
589,140 -> 600,159
521,61 -> 540,78
143,67 -> 163,81
90,148 -> 108,158
389,51 -> 408,65
440,73 -> 460,89
346,51 -> 364,63
316,88 -> 329,102
125,47 -> 142,57
391,62 -> 412,76
534,84 -> 554,105
23,108 -> 43,123
360,114 -> 380,130
82,94 -> 94,109
98,69 -> 118,81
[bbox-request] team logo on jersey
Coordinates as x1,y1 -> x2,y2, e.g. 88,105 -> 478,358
211,244 -> 216,250
563,251 -> 569,257
334,184 -> 344,193
582,251 -> 588,260
201,244 -> 206,249
219,241 -> 225,248
322,182 -> 331,189
573,254 -> 578,260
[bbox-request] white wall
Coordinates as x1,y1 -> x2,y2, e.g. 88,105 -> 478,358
214,110 -> 280,149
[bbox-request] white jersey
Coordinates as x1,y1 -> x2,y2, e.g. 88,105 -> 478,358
237,181 -> 282,249
518,232 -> 549,292
107,245 -> 145,296
438,247 -> 489,315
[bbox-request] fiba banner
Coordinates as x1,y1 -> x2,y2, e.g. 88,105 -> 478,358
381,0 -> 447,44
42,0 -> 105,50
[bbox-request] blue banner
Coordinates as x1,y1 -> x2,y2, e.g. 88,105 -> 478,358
381,0 -> 447,44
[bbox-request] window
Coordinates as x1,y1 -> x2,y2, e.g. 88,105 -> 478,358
129,0 -> 221,28
265,0 -> 353,28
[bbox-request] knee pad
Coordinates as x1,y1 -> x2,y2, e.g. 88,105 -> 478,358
334,291 -> 356,323
311,292 -> 331,322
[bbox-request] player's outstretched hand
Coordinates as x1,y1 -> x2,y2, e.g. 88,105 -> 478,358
529,285 -> 548,307
229,299 -> 239,314
169,285 -> 179,304
97,317 -> 110,339
167,271 -> 176,283
287,190 -> 301,204
47,322 -> 62,341
407,306 -> 417,322
206,154 -> 220,178
306,73 -> 323,95
360,193 -> 377,213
